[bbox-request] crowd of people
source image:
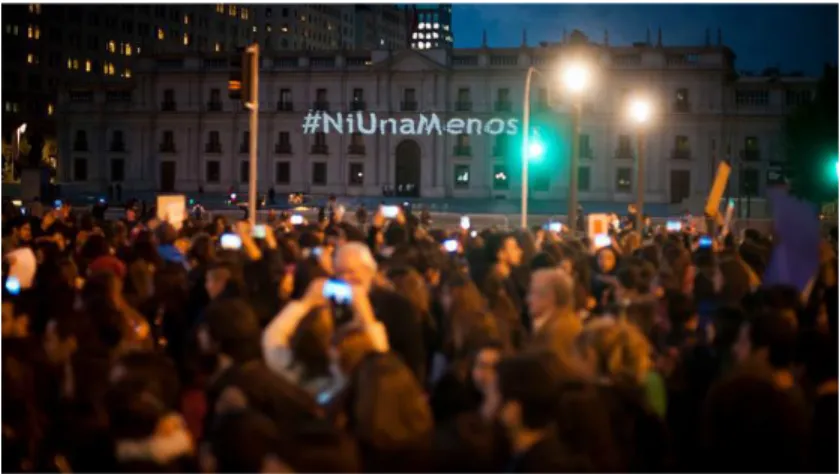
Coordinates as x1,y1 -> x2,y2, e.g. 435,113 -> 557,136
2,196 -> 838,473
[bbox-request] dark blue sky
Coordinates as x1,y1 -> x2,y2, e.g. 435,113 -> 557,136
451,3 -> 838,76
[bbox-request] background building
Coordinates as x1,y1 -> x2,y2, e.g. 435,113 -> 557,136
2,3 -> 255,139
54,30 -> 816,209
409,4 -> 454,50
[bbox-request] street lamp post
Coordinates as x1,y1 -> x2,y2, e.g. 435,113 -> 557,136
562,63 -> 589,233
521,66 -> 535,228
628,98 -> 651,232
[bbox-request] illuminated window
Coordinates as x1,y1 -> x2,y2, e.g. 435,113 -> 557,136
85,59 -> 91,72
72,59 -> 78,70
252,25 -> 257,33
47,103 -> 53,115
124,68 -> 132,79
281,25 -> 288,32
183,14 -> 189,25
35,4 -> 40,14
34,26 -> 39,39
67,58 -> 72,69
157,27 -> 164,40
26,53 -> 34,64
216,4 -> 223,14
107,40 -> 115,53
27,25 -> 33,38
266,24 -> 272,33
124,43 -> 132,56
229,5 -> 236,16
183,33 -> 190,45
214,42 -> 221,52
241,8 -> 249,20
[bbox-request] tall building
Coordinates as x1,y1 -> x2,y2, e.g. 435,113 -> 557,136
409,4 -> 453,50
1,3 -> 254,139
252,5 -> 409,52
54,32 -> 815,208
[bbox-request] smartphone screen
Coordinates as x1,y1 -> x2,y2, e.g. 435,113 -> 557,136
443,239 -> 459,253
666,220 -> 682,232
460,216 -> 470,230
382,205 -> 399,219
5,276 -> 21,296
594,234 -> 611,250
548,222 -> 562,233
698,236 -> 713,248
252,224 -> 267,239
220,233 -> 243,250
53,199 -> 62,209
290,214 -> 304,225
323,279 -> 354,326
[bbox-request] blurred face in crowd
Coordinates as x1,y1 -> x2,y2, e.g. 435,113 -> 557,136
2,302 -> 29,339
597,249 -> 617,273
44,319 -> 76,365
334,247 -> 376,290
732,322 -> 753,364
205,268 -> 231,300
527,271 -> 556,318
15,223 -> 32,243
471,347 -> 502,396
499,237 -> 523,267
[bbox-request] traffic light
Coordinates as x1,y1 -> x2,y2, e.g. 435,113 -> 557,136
228,46 -> 257,105
526,129 -> 546,162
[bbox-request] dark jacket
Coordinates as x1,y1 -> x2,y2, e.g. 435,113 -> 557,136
369,287 -> 427,382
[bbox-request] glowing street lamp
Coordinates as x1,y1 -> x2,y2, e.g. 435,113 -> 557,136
628,97 -> 653,231
562,63 -> 590,94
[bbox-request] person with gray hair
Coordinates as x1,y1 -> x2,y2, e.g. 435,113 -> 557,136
526,267 -> 585,374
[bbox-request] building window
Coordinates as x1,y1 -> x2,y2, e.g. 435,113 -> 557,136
454,135 -> 470,156
73,130 -> 88,151
110,130 -> 125,152
674,88 -> 690,112
349,163 -> 364,186
239,161 -> 249,183
240,131 -> 250,153
269,161 -> 290,185
616,135 -> 632,159
206,131 -> 221,153
495,88 -> 511,111
161,131 -> 175,152
673,135 -> 691,160
493,164 -> 509,190
206,160 -> 221,183
157,27 -> 164,40
312,132 -> 327,154
578,166 -> 591,191
580,134 -> 592,158
402,88 -> 417,111
110,158 -> 125,182
670,169 -> 691,204
786,89 -> 812,107
454,164 -> 470,189
312,162 -> 327,185
743,136 -> 760,161
615,167 -> 632,193
73,158 -> 88,182
741,168 -> 760,197
455,88 -> 471,111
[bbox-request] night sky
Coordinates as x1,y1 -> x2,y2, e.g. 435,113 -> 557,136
452,3 -> 838,76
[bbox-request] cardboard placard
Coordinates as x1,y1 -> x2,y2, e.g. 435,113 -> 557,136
705,161 -> 731,217
587,213 -> 609,237
156,194 -> 186,230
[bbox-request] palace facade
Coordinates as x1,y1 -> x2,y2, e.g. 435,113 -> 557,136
55,31 -> 816,204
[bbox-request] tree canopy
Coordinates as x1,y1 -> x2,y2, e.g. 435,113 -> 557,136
785,64 -> 839,204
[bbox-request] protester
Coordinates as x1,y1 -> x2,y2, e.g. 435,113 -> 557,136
1,195 -> 836,473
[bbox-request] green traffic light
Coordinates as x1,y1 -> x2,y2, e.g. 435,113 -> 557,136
528,141 -> 545,161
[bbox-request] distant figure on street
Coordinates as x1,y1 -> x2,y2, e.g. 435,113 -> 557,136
268,187 -> 276,205
356,205 -> 368,226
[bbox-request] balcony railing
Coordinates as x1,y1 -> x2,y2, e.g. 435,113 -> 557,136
205,144 -> 222,153
277,101 -> 293,112
207,102 -> 222,112
312,101 -> 329,111
350,100 -> 366,111
740,149 -> 761,161
161,101 -> 177,112
494,101 -> 512,112
275,143 -> 292,154
159,143 -> 176,153
454,101 -> 472,112
673,101 -> 691,113
671,149 -> 692,160
401,101 -> 418,111
311,144 -> 329,155
348,144 -> 366,155
454,145 -> 472,157
109,142 -> 125,152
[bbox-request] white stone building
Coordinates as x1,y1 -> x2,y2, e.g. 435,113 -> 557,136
56,33 -> 816,204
